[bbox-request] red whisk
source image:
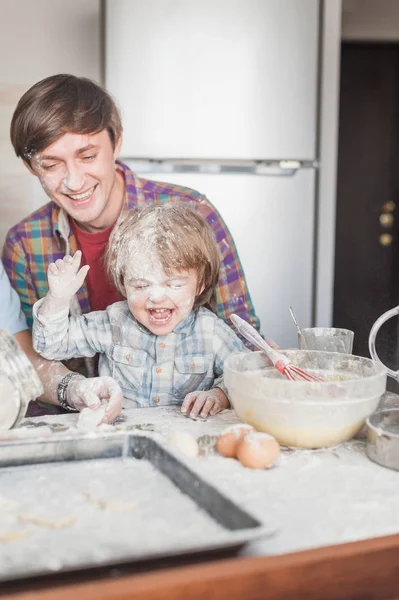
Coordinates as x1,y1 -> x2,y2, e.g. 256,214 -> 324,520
231,314 -> 323,382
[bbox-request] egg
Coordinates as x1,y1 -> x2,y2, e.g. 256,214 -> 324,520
168,431 -> 199,458
237,432 -> 280,469
216,424 -> 254,458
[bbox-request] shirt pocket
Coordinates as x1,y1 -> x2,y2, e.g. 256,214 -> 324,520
173,355 -> 214,399
111,345 -> 146,395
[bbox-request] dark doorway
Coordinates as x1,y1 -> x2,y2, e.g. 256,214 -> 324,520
334,43 -> 399,375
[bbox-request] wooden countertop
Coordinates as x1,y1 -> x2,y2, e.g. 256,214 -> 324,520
2,534 -> 399,600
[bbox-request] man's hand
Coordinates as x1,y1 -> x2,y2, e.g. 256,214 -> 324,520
181,387 -> 230,420
67,376 -> 123,423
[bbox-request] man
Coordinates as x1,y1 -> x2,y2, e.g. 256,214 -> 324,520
3,75 -> 260,395
0,262 -> 122,421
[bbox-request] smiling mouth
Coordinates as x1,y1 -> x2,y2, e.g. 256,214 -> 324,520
148,308 -> 173,326
65,185 -> 97,202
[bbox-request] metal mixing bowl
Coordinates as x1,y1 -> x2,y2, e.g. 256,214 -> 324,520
224,350 -> 387,448
366,409 -> 399,470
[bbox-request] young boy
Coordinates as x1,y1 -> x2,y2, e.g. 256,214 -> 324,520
32,204 -> 246,419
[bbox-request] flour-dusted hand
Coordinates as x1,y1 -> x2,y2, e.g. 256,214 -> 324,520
37,251 -> 90,315
181,387 -> 230,420
48,251 -> 90,301
67,376 -> 123,423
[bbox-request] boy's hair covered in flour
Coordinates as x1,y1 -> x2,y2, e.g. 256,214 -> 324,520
105,203 -> 220,312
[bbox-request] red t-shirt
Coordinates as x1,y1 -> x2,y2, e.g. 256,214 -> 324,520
71,220 -> 122,311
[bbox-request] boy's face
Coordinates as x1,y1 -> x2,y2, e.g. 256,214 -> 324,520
26,130 -> 123,231
124,260 -> 203,336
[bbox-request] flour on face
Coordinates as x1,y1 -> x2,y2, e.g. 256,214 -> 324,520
29,130 -> 123,231
125,249 -> 201,335
107,205 -> 206,336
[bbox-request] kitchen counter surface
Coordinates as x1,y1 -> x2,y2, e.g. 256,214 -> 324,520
2,392 -> 399,599
14,391 -> 399,557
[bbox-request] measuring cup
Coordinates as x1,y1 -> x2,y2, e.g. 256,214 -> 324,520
298,327 -> 354,353
369,305 -> 399,381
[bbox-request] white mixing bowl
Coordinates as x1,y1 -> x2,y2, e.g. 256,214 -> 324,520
224,350 -> 387,448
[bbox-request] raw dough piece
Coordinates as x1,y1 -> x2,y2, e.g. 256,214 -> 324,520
168,431 -> 199,458
0,426 -> 53,441
77,404 -> 107,431
18,515 -> 76,529
0,530 -> 29,542
107,502 -> 137,512
0,496 -> 17,509
82,491 -> 136,512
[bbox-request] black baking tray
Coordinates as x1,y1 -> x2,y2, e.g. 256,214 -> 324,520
0,433 -> 272,583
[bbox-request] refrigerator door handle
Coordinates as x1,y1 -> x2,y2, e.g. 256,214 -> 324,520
124,159 -> 319,177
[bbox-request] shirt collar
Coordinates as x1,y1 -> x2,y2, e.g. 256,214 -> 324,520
116,160 -> 146,210
52,204 -> 72,251
173,310 -> 197,334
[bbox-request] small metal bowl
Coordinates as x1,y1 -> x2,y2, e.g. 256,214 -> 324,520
366,409 -> 399,470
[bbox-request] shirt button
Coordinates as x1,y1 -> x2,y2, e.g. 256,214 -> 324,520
154,397 -> 160,403
160,342 -> 166,349
156,367 -> 162,374
189,362 -> 196,371
125,354 -> 131,361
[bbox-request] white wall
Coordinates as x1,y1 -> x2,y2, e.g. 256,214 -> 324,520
0,0 -> 101,247
342,0 -> 399,40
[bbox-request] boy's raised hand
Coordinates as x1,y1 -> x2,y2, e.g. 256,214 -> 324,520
47,250 -> 90,302
38,250 -> 90,316
181,387 -> 230,420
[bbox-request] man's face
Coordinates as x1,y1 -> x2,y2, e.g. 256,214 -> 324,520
27,130 -> 123,231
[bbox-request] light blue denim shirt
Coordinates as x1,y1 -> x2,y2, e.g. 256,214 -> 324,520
32,301 -> 246,407
0,262 -> 28,335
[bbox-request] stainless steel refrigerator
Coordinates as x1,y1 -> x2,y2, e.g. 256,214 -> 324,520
105,0 -> 320,348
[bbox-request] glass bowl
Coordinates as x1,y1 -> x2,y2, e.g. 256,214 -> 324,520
224,350 -> 386,448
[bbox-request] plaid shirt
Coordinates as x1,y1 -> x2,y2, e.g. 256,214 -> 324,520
2,162 -> 260,337
33,302 -> 246,407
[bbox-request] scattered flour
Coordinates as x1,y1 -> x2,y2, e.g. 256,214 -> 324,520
9,400 -> 399,558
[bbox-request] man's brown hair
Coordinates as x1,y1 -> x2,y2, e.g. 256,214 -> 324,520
10,74 -> 122,162
105,203 -> 221,313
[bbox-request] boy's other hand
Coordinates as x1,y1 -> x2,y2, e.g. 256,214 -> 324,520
181,387 -> 230,420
